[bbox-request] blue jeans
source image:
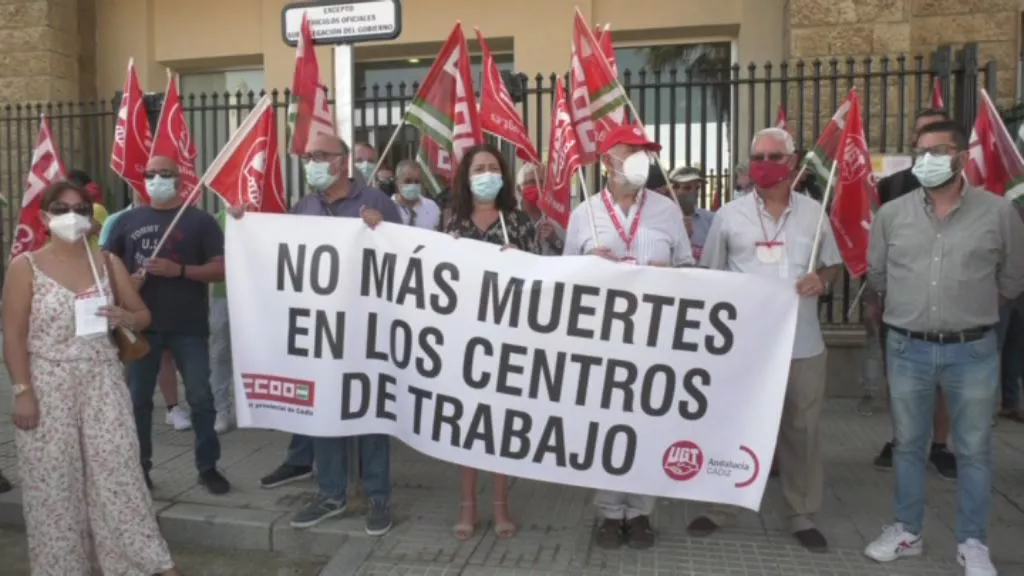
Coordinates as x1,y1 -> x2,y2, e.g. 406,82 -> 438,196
314,435 -> 390,503
285,434 -> 314,468
887,328 -> 999,543
129,332 -> 221,473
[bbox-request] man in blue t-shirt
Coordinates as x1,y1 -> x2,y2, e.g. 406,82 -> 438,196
104,154 -> 229,495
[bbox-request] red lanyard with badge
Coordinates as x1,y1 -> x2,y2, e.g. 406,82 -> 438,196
602,189 -> 646,263
755,203 -> 789,264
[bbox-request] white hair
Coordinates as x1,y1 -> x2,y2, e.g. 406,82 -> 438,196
750,127 -> 795,155
395,159 -> 420,179
516,162 -> 541,188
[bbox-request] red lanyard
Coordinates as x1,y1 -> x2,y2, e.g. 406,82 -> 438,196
602,189 -> 646,250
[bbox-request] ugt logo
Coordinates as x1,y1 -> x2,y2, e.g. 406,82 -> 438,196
242,373 -> 315,408
663,440 -> 704,481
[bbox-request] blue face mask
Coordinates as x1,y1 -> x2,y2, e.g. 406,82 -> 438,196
304,161 -> 339,191
399,183 -> 422,201
470,172 -> 503,202
145,176 -> 178,204
356,161 -> 375,181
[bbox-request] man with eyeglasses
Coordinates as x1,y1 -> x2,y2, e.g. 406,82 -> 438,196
866,109 -> 959,479
103,154 -> 230,495
863,119 -> 1024,575
692,127 -> 842,554
246,132 -> 400,536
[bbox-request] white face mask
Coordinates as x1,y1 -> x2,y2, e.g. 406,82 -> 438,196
911,152 -> 957,188
47,212 -> 92,243
145,175 -> 178,203
609,151 -> 651,190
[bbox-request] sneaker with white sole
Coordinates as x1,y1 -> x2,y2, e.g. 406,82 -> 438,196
214,412 -> 233,434
958,539 -> 997,575
165,406 -> 192,431
864,523 -> 923,562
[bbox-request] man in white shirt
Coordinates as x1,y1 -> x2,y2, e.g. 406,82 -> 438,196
691,127 -> 843,554
392,159 -> 441,231
563,124 -> 692,551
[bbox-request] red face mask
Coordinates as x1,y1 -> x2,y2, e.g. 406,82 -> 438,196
748,160 -> 792,190
521,185 -> 540,205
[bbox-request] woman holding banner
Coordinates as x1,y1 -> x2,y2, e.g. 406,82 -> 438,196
445,143 -> 538,539
3,180 -> 180,575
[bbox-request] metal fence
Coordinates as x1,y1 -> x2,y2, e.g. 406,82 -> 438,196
0,43 -> 1002,325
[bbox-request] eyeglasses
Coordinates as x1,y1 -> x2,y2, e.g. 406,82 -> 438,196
48,202 -> 93,217
300,152 -> 345,163
144,170 -> 178,179
749,153 -> 789,162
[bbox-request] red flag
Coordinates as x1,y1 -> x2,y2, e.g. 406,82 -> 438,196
405,23 -> 483,170
474,27 -> 540,165
595,24 -> 618,76
203,95 -> 287,213
288,11 -> 334,155
150,72 -> 200,203
111,58 -> 153,201
931,77 -> 945,109
829,91 -> 876,277
539,78 -> 580,228
572,10 -> 643,160
11,115 -> 65,259
966,88 -> 1024,202
776,103 -> 789,132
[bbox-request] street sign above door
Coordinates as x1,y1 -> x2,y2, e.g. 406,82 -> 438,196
281,0 -> 402,46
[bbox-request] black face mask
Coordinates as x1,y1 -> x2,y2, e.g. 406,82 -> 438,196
379,179 -> 396,196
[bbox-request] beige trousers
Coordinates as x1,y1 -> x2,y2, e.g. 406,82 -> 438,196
702,351 -> 827,533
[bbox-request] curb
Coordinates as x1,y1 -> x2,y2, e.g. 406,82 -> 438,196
0,487 -> 371,556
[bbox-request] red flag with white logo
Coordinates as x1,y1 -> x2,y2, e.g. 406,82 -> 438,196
203,95 -> 287,213
594,24 -> 618,76
571,9 -> 643,162
829,91 -> 876,277
966,88 -> 1024,202
288,11 -> 334,155
405,23 -> 483,171
151,72 -> 200,203
931,77 -> 945,109
11,115 -> 66,259
111,58 -> 153,201
475,27 -> 540,165
539,78 -> 580,228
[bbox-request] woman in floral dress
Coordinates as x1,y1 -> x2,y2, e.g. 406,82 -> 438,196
3,180 -> 180,575
443,143 -> 539,540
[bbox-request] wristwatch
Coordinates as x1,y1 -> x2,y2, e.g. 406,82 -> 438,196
178,264 -> 187,279
12,383 -> 30,396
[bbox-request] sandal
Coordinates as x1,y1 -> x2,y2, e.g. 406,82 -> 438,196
492,500 -> 517,539
453,500 -> 475,540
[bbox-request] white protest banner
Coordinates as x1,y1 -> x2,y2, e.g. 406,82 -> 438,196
226,214 -> 799,510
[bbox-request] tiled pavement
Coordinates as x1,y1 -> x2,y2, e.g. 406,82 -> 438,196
1,385 -> 1023,574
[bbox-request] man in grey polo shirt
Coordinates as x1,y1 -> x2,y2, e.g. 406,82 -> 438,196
863,120 -> 1024,575
241,133 -> 401,536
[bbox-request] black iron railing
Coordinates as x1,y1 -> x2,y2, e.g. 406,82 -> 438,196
0,43 -> 1002,325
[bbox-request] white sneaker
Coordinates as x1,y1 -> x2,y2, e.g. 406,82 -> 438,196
214,412 -> 233,434
958,539 -> 997,575
166,406 -> 192,431
864,523 -> 923,562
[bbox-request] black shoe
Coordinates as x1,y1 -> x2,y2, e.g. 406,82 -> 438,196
0,472 -> 12,494
199,469 -> 231,495
594,518 -> 624,549
873,441 -> 894,469
930,445 -> 957,480
625,515 -> 656,550
794,528 -> 828,553
259,464 -> 313,489
686,516 -> 720,538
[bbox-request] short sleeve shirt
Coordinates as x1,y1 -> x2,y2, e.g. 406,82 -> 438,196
103,206 -> 224,336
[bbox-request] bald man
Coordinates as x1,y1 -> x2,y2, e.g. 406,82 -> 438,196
104,154 -> 230,496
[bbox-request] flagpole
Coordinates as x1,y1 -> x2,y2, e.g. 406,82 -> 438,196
575,165 -> 601,248
806,159 -> 839,275
498,210 -> 511,245
367,117 -> 407,183
139,183 -> 205,275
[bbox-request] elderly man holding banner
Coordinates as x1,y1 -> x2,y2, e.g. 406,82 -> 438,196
692,127 -> 843,553
563,124 -> 693,550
